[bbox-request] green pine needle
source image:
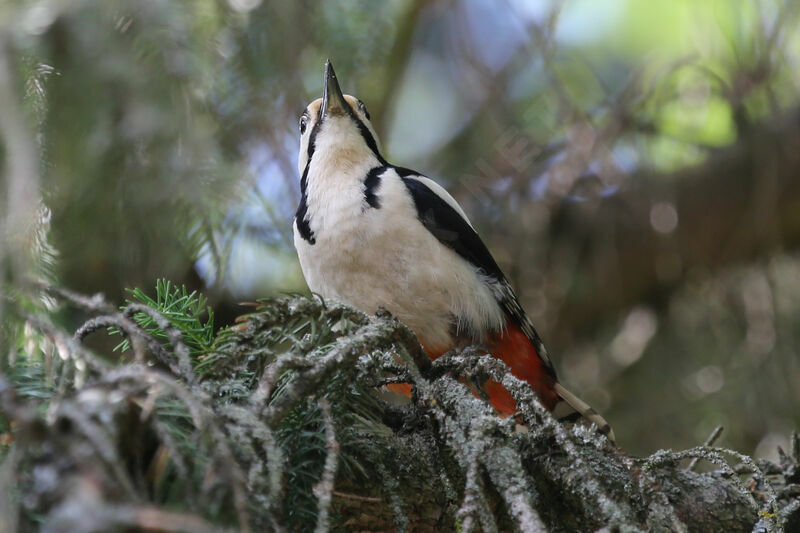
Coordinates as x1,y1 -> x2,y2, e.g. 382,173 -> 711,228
109,278 -> 215,359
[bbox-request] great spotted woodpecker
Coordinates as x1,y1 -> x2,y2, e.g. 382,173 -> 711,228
293,60 -> 614,441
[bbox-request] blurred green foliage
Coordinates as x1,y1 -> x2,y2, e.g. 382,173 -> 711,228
1,0 -> 799,457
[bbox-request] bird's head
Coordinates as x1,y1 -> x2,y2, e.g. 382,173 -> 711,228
297,60 -> 385,179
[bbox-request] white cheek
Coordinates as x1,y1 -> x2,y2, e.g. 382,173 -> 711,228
298,136 -> 309,176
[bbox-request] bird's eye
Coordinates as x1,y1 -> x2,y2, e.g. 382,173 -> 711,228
358,101 -> 370,120
299,115 -> 308,134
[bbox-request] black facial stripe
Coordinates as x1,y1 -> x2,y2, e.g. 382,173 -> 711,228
295,195 -> 315,244
306,108 -> 323,162
363,166 -> 385,209
342,102 -> 386,165
357,99 -> 370,120
295,111 -> 324,245
356,120 -> 386,164
295,155 -> 315,244
300,110 -> 324,193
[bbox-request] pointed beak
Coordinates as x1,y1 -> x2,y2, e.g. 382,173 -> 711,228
321,59 -> 347,118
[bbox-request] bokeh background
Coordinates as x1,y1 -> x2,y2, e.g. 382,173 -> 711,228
1,0 -> 799,457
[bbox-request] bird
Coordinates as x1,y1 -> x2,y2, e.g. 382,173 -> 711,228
293,60 -> 614,441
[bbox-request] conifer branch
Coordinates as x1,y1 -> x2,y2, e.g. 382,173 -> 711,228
0,287 -> 797,531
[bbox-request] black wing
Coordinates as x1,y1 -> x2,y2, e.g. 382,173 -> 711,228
398,169 -> 504,281
397,167 -> 555,375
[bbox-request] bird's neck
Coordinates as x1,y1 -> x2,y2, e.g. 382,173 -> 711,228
304,150 -> 376,235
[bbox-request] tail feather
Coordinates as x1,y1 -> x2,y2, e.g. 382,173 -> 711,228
487,321 -> 614,442
553,383 -> 616,443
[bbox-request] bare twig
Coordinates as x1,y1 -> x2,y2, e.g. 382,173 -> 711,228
687,426 -> 724,471
457,459 -> 497,533
124,303 -> 194,383
331,491 -> 381,503
74,314 -> 149,363
313,398 -> 339,533
36,283 -> 116,314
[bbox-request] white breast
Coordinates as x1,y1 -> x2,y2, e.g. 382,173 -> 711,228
294,167 -> 505,352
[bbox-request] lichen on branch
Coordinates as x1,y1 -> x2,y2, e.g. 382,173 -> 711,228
0,284 -> 797,532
